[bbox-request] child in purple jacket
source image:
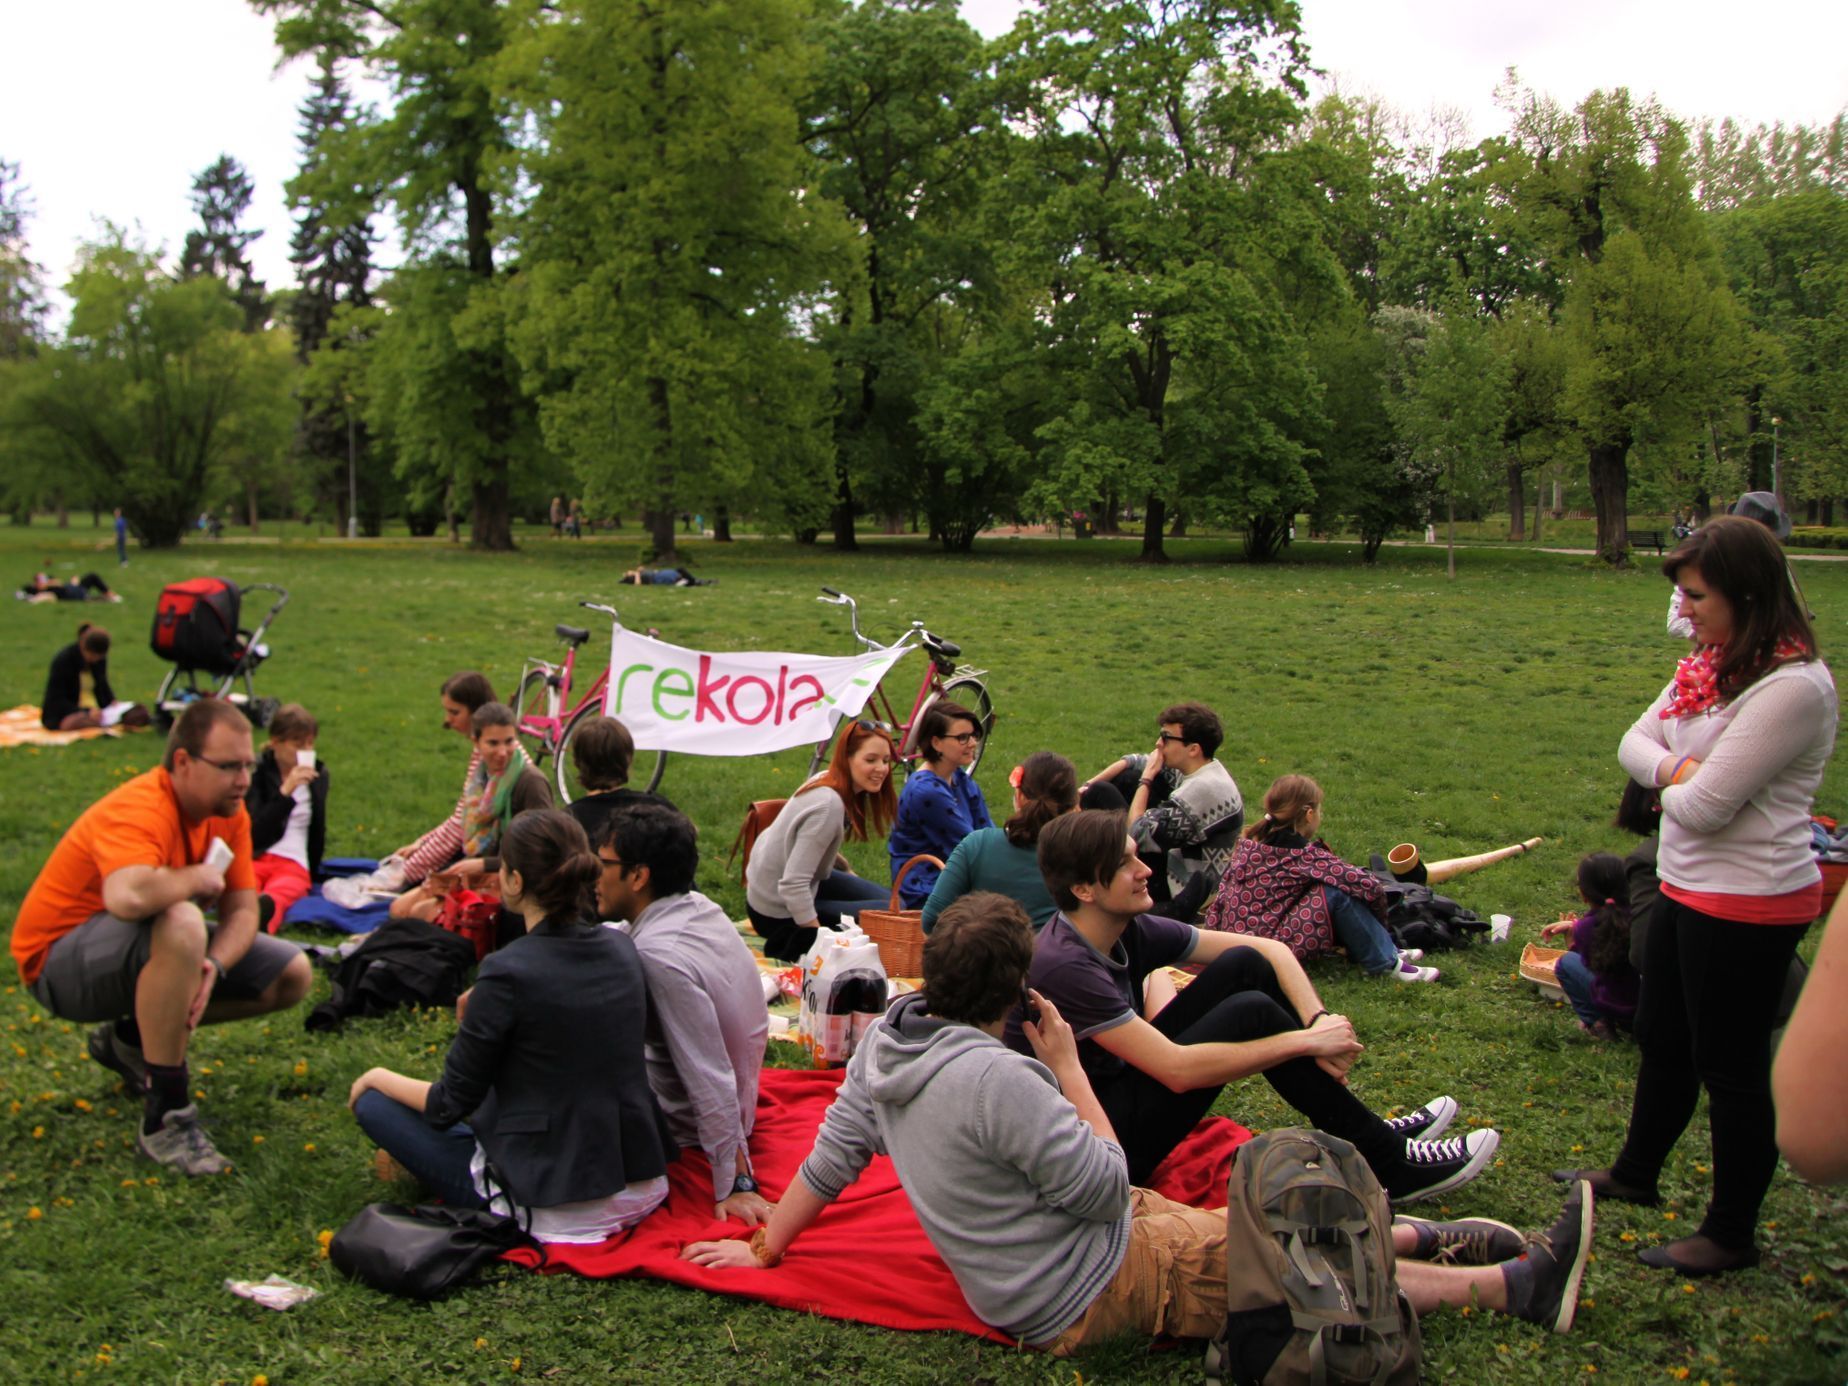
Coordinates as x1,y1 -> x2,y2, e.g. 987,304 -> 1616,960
1541,852 -> 1641,1039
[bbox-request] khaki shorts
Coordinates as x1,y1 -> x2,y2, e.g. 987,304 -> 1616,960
1047,1187 -> 1228,1355
28,910 -> 301,1023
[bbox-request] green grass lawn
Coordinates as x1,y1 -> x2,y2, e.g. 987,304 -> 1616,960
1,528 -> 1842,1384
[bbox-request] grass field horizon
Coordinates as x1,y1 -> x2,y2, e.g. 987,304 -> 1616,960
1,528 -> 1843,1384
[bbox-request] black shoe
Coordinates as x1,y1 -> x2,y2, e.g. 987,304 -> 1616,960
1383,1094 -> 1458,1142
1549,1167 -> 1660,1206
1637,1235 -> 1760,1277
1505,1179 -> 1594,1333
87,1022 -> 148,1095
1396,1213 -> 1526,1265
258,894 -> 277,932
1387,1129 -> 1501,1205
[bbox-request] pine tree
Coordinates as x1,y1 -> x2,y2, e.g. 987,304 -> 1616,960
180,154 -> 269,332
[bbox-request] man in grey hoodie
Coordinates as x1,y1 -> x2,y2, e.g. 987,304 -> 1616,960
683,893 -> 1594,1352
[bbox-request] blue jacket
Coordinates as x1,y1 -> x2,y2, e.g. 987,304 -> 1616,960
888,767 -> 993,907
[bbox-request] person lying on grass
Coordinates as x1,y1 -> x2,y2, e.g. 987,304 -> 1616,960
351,810 -> 671,1243
595,801 -> 771,1225
682,893 -> 1593,1351
1002,810 -> 1501,1199
11,700 -> 311,1175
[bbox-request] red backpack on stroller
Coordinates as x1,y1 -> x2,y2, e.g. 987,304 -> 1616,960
151,577 -> 242,674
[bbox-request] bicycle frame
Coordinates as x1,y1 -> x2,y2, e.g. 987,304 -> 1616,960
516,601 -> 618,757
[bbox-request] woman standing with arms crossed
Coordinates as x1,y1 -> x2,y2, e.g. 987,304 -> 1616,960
1561,516 -> 1835,1276
746,722 -> 898,962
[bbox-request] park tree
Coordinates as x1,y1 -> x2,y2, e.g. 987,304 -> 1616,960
0,159 -> 48,362
254,0 -> 531,550
505,0 -> 849,564
1501,86 -> 1744,565
179,155 -> 270,333
804,0 -> 1002,547
7,234 -> 294,546
995,0 -> 1322,562
1493,303 -> 1571,540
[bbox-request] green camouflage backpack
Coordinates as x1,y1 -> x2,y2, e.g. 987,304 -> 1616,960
1204,1128 -> 1422,1385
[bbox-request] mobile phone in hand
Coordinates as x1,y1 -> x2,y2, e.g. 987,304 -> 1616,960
1019,983 -> 1040,1026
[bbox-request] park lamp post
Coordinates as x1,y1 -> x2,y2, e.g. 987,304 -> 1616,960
345,391 -> 358,541
1771,415 -> 1782,509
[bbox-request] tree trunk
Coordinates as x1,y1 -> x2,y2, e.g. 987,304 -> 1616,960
55,493 -> 69,528
831,462 -> 858,550
470,472 -> 514,551
1446,492 -> 1457,580
1744,389 -> 1773,492
1823,498 -> 1835,527
1588,438 -> 1632,566
246,478 -> 261,534
1505,461 -> 1525,541
1137,494 -> 1168,561
713,506 -> 733,542
1168,511 -> 1188,539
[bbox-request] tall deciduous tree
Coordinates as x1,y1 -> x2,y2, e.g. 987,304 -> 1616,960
505,0 -> 848,563
255,0 -> 530,549
996,0 -> 1320,562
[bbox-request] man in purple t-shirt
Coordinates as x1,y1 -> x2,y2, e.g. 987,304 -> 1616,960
1007,810 -> 1503,1200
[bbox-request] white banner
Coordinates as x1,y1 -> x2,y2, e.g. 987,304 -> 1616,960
602,627 -> 907,756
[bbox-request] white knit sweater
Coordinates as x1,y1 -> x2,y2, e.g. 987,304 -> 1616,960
1618,659 -> 1837,900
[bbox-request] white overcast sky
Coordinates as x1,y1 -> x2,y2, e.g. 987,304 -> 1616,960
4,0 -> 1844,325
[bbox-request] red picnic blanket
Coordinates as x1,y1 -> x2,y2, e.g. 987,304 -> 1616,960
505,1065 -> 1252,1341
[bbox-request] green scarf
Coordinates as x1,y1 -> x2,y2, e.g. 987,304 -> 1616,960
463,747 -> 531,858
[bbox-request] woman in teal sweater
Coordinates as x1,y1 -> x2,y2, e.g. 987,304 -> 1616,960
922,752 -> 1078,932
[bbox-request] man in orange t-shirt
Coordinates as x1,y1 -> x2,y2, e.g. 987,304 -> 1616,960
14,700 -> 311,1175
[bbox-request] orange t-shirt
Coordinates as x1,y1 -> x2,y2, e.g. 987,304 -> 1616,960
11,766 -> 257,984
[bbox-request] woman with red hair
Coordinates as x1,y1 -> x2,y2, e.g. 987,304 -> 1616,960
745,722 -> 898,961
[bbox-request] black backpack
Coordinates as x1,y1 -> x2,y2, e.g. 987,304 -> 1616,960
1366,855 -> 1490,952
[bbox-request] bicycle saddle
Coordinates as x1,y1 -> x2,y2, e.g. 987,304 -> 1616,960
922,632 -> 961,658
555,623 -> 591,646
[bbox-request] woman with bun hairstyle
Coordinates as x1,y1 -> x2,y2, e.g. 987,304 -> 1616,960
1199,775 -> 1437,983
1561,515 -> 1836,1277
922,751 -> 1079,933
745,721 -> 898,962
348,810 -> 670,1242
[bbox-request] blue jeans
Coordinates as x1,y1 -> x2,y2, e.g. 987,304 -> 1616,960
1553,949 -> 1609,1028
1324,887 -> 1400,974
747,871 -> 892,962
353,1089 -> 485,1209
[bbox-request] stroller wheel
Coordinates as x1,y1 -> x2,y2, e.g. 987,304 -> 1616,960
151,706 -> 175,733
250,697 -> 281,729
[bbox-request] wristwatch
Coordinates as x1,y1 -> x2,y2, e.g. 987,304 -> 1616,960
730,1173 -> 759,1197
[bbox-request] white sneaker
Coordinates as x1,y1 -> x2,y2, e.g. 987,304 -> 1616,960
1398,948 -> 1425,963
1390,960 -> 1440,983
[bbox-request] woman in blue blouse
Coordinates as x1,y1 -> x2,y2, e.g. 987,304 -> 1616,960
888,700 -> 992,907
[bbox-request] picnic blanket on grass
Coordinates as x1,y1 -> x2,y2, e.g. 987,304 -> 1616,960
504,1065 -> 1252,1342
288,857 -> 390,934
0,704 -> 143,748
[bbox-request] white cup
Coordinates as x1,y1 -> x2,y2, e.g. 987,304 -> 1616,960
1489,912 -> 1512,943
297,748 -> 317,770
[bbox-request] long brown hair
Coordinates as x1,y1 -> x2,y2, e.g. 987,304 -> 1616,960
1004,751 -> 1078,848
1243,774 -> 1322,844
796,720 -> 898,841
1664,515 -> 1817,700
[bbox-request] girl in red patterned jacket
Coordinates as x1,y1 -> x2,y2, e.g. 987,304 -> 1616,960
1199,775 -> 1439,983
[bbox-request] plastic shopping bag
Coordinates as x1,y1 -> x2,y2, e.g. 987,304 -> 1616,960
798,930 -> 889,1069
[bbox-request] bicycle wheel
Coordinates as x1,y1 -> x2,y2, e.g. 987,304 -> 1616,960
936,677 -> 996,775
555,699 -> 668,803
514,667 -> 555,767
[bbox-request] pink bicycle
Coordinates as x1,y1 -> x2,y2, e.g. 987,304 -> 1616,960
513,602 -> 668,801
806,586 -> 995,776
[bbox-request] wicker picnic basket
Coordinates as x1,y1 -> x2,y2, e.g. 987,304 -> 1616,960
858,855 -> 945,979
1519,942 -> 1566,999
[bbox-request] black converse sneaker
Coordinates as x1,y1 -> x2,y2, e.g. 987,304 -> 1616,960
1505,1179 -> 1594,1333
1388,1128 -> 1501,1204
1383,1094 -> 1458,1142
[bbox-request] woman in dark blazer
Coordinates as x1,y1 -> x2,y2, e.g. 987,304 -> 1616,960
348,810 -> 672,1242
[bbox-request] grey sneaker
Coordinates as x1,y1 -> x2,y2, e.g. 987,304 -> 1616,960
1396,1212 -> 1526,1264
87,1022 -> 147,1095
1383,1094 -> 1458,1142
1505,1180 -> 1594,1333
137,1104 -> 231,1177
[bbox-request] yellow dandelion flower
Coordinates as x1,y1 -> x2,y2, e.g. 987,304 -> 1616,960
293,1060 -> 309,1079
254,1375 -> 269,1386
303,1143 -> 316,1153
26,1206 -> 42,1221
31,1126 -> 43,1139
1682,1284 -> 1696,1294
251,1135 -> 265,1145
73,1098 -> 92,1112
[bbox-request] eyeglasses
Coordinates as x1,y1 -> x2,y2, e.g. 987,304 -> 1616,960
1155,731 -> 1186,744
940,731 -> 981,744
597,854 -> 627,871
197,757 -> 259,776
1008,764 -> 1025,789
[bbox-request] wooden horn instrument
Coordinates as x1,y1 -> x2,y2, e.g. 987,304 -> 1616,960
1424,837 -> 1544,884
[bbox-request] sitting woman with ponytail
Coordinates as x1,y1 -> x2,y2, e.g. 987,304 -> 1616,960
348,810 -> 671,1243
1199,774 -> 1438,984
921,751 -> 1079,933
1539,852 -> 1639,1039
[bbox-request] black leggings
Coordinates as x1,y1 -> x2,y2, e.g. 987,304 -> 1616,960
1610,897 -> 1808,1249
1093,947 -> 1398,1185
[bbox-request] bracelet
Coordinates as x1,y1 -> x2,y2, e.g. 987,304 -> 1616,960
749,1226 -> 782,1268
1307,1009 -> 1329,1026
1669,756 -> 1696,785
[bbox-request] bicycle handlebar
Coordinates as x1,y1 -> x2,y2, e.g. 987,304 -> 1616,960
580,601 -> 620,619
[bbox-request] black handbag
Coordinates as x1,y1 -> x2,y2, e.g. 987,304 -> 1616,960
329,1201 -> 537,1299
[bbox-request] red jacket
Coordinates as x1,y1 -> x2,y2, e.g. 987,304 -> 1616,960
1199,837 -> 1387,960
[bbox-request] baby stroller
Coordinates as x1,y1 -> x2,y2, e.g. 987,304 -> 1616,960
149,577 -> 291,730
